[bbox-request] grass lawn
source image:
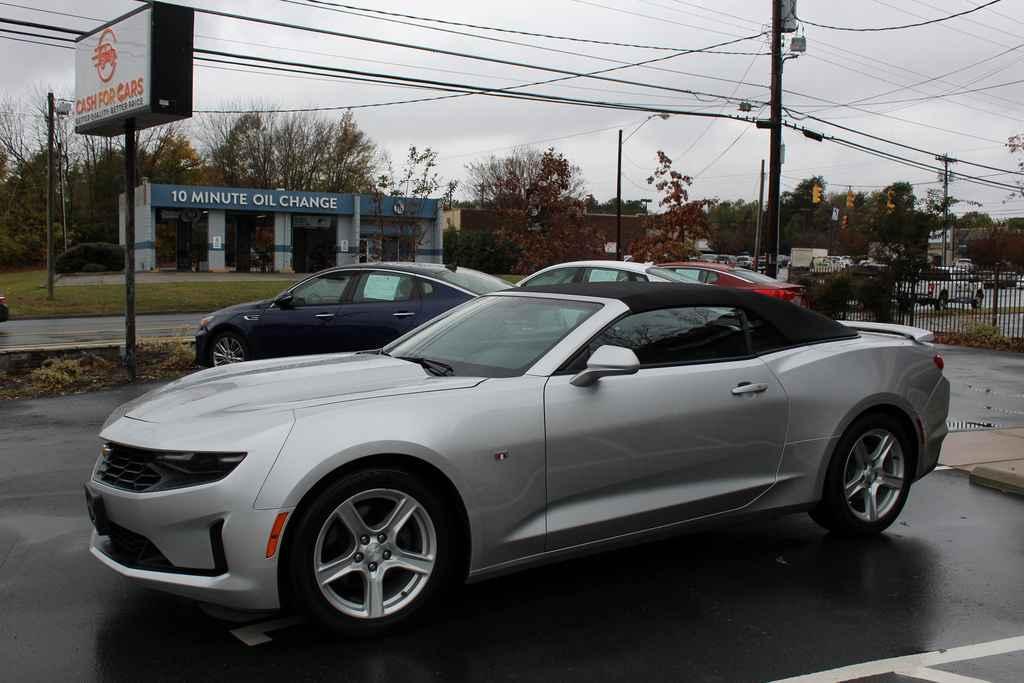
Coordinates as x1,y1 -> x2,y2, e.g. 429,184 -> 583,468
0,270 -> 293,318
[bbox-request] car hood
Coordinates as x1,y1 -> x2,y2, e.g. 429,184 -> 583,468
212,299 -> 270,317
121,353 -> 486,424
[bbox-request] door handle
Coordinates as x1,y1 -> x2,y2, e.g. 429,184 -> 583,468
392,311 -> 416,318
315,313 -> 335,320
731,382 -> 768,396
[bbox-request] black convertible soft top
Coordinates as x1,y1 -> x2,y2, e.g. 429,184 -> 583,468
519,282 -> 858,345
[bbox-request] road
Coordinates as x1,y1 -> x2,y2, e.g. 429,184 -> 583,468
0,313 -> 198,350
1,347 -> 1023,681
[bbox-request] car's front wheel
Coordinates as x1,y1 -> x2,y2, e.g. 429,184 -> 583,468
810,413 -> 914,536
285,468 -> 460,636
209,330 -> 248,366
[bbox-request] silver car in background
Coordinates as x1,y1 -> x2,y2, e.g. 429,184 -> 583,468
86,282 -> 949,636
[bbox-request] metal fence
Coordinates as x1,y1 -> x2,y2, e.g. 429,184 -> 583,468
791,265 -> 1024,340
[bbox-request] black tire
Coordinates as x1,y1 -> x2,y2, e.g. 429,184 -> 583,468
207,330 -> 248,366
285,468 -> 460,636
809,413 -> 915,537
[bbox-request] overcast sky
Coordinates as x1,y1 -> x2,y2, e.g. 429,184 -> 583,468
4,0 -> 1024,218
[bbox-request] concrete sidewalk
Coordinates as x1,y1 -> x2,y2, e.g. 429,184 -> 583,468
940,428 -> 1024,496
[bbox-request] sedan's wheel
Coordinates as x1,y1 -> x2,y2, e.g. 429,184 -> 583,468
286,469 -> 459,635
810,414 -> 913,536
210,331 -> 247,366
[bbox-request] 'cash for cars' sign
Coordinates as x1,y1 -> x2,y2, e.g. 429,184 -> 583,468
75,2 -> 194,137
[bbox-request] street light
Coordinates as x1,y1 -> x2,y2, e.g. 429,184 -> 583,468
617,113 -> 670,260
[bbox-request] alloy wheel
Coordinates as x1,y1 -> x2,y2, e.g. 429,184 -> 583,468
211,335 -> 245,366
842,428 -> 905,523
313,488 -> 437,619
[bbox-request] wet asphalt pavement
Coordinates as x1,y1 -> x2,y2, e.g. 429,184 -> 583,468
0,313 -> 196,350
2,348 -> 1024,682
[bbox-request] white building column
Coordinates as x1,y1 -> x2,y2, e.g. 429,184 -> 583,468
274,212 -> 292,272
336,214 -> 358,266
416,203 -> 444,264
208,210 -> 226,271
119,181 -> 155,271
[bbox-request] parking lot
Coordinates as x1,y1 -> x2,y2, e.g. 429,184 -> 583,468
2,347 -> 1023,682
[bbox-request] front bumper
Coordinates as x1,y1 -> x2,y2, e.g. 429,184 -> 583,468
195,328 -> 211,366
86,478 -> 288,611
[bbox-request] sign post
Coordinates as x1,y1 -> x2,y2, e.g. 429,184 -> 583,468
74,2 -> 193,380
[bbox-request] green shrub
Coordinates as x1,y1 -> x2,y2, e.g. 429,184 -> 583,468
56,243 -> 124,274
856,276 -> 894,323
444,229 -> 521,274
810,274 -> 856,319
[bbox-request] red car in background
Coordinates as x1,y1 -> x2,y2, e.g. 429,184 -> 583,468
658,261 -> 806,305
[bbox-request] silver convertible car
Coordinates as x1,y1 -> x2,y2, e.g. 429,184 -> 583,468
86,283 -> 950,635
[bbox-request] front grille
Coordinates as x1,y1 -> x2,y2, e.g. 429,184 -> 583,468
95,444 -> 164,492
106,522 -> 173,569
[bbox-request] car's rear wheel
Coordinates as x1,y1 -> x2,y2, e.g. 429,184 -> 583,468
286,468 -> 459,636
810,413 -> 913,536
209,330 -> 248,366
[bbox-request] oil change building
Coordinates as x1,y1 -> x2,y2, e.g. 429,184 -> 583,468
119,181 -> 444,272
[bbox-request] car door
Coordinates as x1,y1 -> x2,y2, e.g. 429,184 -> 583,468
329,270 -> 423,351
248,271 -> 356,358
543,305 -> 788,550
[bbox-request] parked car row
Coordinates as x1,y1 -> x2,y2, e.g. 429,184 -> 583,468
197,260 -> 803,366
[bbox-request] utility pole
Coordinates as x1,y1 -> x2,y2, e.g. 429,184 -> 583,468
616,128 -> 623,261
936,154 -> 957,265
753,158 -> 766,270
46,92 -> 55,300
765,0 -> 783,278
125,119 -> 137,381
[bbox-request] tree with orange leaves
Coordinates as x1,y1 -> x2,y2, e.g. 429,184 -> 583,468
628,151 -> 713,261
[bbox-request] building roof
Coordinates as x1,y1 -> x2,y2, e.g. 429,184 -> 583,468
518,282 -> 857,345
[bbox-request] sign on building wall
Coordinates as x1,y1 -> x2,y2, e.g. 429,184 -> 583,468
75,2 -> 194,136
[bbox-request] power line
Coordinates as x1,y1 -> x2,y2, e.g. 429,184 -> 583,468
0,16 -> 84,35
836,76 -> 1024,107
788,111 -> 1024,177
194,51 -> 760,123
0,26 -> 75,42
796,0 -> 1002,32
0,32 -> 73,49
0,2 -> 102,22
176,4 -> 766,107
297,0 -> 767,54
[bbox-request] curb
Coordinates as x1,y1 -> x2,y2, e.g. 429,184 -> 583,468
0,337 -> 192,373
970,464 -> 1024,497
8,311 -> 207,321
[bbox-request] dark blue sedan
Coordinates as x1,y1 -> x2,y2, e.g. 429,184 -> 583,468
195,263 -> 510,366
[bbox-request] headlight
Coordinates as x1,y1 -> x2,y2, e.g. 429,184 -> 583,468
95,443 -> 247,492
199,315 -> 215,330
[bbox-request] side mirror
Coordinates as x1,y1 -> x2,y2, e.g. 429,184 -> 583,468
570,345 -> 640,387
274,292 -> 295,309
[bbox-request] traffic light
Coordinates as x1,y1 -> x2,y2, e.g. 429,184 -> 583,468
846,190 -> 855,208
886,189 -> 896,211
812,184 -> 823,204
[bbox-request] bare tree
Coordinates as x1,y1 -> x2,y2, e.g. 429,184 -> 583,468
465,146 -> 586,211
199,104 -> 378,191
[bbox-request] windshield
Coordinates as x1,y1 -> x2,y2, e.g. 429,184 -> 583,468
732,269 -> 783,284
645,267 -> 694,283
429,267 -> 511,294
386,296 -> 601,377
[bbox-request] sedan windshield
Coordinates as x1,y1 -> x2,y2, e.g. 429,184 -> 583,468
386,296 -> 601,377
